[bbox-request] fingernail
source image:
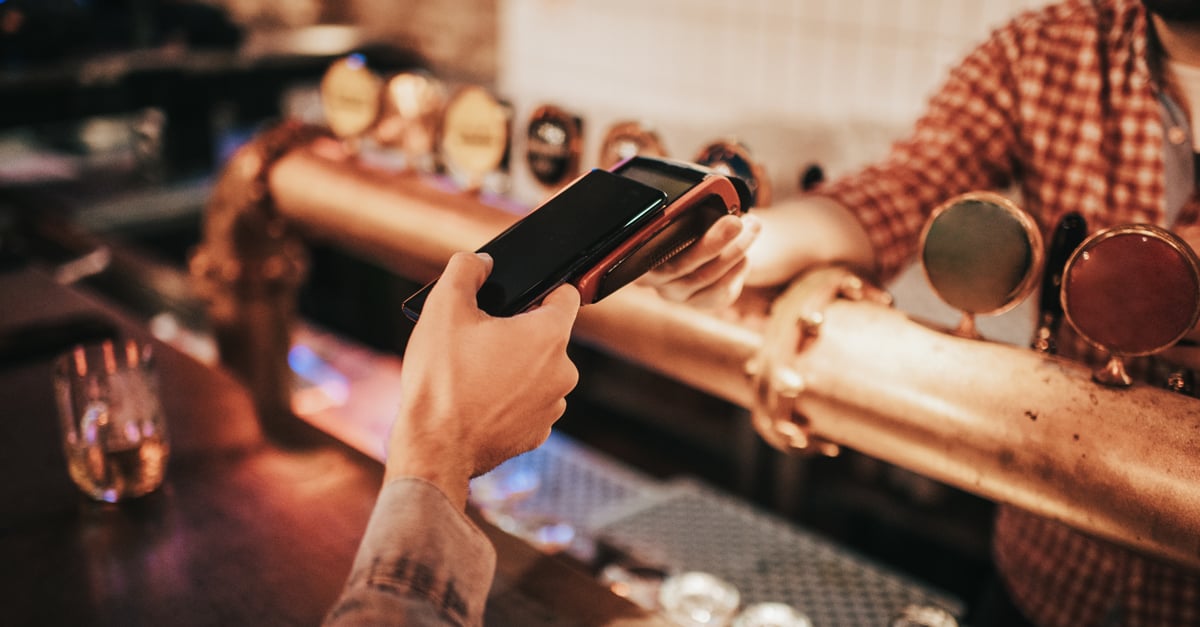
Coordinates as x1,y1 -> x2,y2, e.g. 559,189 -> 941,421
475,252 -> 493,265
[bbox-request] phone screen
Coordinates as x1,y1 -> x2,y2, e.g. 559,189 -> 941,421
402,169 -> 666,319
613,158 -> 706,204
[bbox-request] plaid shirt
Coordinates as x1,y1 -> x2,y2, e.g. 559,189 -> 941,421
325,478 -> 495,627
818,1 -> 1200,625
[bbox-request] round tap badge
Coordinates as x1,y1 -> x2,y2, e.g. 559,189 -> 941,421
694,139 -> 772,207
441,85 -> 511,191
1061,224 -> 1200,357
919,192 -> 1044,338
526,105 -> 582,188
320,54 -> 383,140
920,192 -> 1044,316
598,121 -> 667,170
374,71 -> 446,168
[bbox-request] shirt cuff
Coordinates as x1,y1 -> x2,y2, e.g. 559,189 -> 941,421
328,477 -> 497,626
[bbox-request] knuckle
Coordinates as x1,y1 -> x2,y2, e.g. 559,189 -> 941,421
565,362 -> 580,390
550,398 -> 568,420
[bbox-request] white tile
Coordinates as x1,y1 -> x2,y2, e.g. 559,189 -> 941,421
497,0 -> 1053,195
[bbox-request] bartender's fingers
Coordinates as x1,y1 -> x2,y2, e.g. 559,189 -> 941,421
643,213 -> 753,284
428,252 -> 493,317
676,257 -> 751,309
646,216 -> 760,304
640,215 -> 747,286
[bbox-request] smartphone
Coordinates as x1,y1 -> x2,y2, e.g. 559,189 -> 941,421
402,169 -> 668,320
401,156 -> 752,321
578,156 -> 752,301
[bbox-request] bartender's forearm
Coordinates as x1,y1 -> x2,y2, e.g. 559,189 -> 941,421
745,196 -> 877,287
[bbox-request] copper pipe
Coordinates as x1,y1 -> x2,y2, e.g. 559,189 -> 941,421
262,145 -> 1199,569
795,299 -> 1200,570
269,152 -> 517,282
269,149 -> 763,404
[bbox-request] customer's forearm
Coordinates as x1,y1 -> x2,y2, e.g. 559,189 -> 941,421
325,478 -> 496,627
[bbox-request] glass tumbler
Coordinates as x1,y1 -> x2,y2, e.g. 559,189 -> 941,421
658,571 -> 741,627
54,339 -> 169,503
732,602 -> 813,627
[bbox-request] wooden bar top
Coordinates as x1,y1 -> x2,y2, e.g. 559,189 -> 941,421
0,266 -> 667,626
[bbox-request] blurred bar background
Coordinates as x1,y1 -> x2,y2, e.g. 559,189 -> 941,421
9,2 -> 1160,625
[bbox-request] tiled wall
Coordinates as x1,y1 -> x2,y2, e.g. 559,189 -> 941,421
498,0 -> 1049,343
269,0 -> 1050,341
499,0 -> 1048,204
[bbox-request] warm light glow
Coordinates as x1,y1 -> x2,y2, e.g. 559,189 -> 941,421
73,346 -> 88,377
102,340 -> 117,374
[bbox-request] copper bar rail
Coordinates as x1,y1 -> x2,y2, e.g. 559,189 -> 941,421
194,128 -> 1200,570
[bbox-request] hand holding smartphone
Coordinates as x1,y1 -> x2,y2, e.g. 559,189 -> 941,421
401,156 -> 752,321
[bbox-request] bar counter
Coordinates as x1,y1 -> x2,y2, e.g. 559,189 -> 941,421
0,266 -> 668,626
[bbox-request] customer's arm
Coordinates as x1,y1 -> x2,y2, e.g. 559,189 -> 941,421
326,252 -> 581,626
324,477 -> 496,627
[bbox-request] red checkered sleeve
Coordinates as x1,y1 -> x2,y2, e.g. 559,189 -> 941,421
813,0 -> 1168,283
815,31 -> 1021,282
801,1 -> 1200,624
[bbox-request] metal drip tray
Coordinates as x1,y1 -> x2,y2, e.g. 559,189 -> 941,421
471,432 -> 665,532
594,479 -> 963,626
482,434 -> 963,626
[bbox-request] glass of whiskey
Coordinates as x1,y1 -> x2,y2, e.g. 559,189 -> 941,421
55,339 -> 169,503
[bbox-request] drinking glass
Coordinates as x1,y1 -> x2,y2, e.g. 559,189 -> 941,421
658,571 -> 741,627
732,602 -> 812,627
889,604 -> 959,627
54,339 -> 169,503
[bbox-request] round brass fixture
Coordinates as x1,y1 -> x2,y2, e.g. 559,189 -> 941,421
919,192 -> 1044,338
1061,223 -> 1200,386
525,104 -> 583,189
374,70 -> 446,171
320,54 -> 383,141
694,139 -> 772,208
440,85 -> 511,192
598,120 -> 666,170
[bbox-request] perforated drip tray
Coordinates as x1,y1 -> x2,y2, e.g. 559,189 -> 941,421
592,479 -> 964,626
475,433 -> 964,626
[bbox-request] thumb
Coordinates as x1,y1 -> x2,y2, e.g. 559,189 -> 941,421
430,252 -> 494,308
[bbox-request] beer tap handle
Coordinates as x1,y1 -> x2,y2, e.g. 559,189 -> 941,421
1032,212 -> 1087,353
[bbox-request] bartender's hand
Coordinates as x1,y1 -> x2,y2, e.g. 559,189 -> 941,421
385,252 -> 581,508
638,214 -> 762,308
